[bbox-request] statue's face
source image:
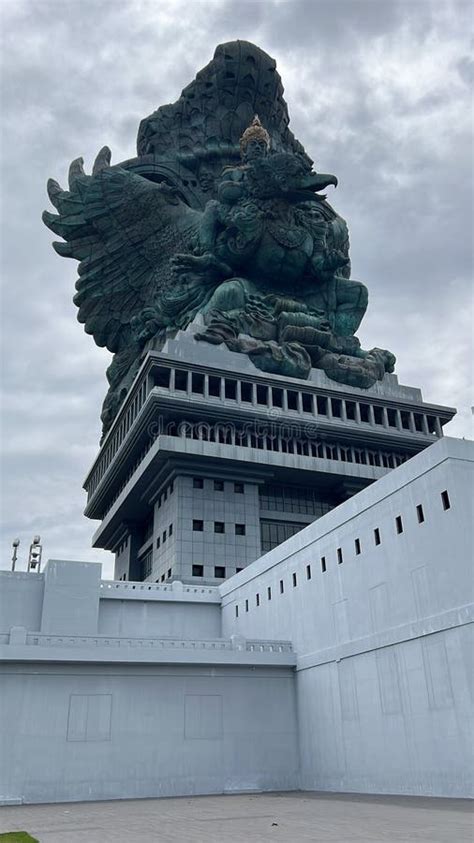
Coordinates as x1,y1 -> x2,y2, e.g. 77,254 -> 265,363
243,138 -> 268,162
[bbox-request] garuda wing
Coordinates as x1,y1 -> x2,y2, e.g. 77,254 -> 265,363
43,147 -> 198,353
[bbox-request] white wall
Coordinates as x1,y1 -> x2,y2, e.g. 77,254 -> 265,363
1,663 -> 298,803
220,438 -> 474,796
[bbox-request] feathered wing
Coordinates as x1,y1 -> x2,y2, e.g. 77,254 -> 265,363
43,148 -> 198,353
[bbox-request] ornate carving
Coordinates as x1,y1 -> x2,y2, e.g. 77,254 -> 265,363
43,40 -> 395,440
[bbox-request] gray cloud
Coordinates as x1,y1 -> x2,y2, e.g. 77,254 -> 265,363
1,0 -> 472,578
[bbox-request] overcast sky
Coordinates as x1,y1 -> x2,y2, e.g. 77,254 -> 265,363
0,0 -> 472,578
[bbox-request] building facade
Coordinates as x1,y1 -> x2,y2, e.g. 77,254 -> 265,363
1,437 -> 472,803
83,331 -> 455,586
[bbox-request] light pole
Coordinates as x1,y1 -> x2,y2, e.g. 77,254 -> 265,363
11,538 -> 20,571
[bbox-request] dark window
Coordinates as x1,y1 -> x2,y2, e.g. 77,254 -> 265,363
292,572 -> 297,587
387,408 -> 397,427
260,519 -> 309,553
241,382 -> 253,402
214,521 -> 225,533
280,579 -> 284,594
193,520 -> 203,531
267,586 -> 272,600
234,482 -> 244,494
337,547 -> 343,564
373,406 -> 384,425
359,403 -> 370,422
317,395 -> 327,415
235,605 -> 239,618
256,593 -> 260,606
167,568 -> 172,578
160,574 -> 165,582
441,490 -> 451,510
192,564 -> 203,577
192,372 -> 204,394
169,523 -> 173,536
225,379 -> 237,400
414,414 -> 424,432
345,401 -> 356,420
287,391 -> 298,411
302,393 -> 312,413
395,515 -> 403,534
321,556 -> 327,572
174,369 -> 188,391
156,536 -> 160,549
306,564 -> 311,580
331,398 -> 342,418
154,366 -> 170,389
208,376 -> 220,397
235,523 -> 246,536
214,566 -> 225,578
272,387 -> 283,408
236,567 -> 243,574
416,504 -> 425,523
245,599 -> 249,612
355,538 -> 361,555
214,479 -> 224,491
162,530 -> 167,543
193,477 -> 203,489
374,528 -> 381,546
256,385 -> 268,405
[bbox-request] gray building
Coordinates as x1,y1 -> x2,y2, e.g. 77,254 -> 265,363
83,330 -> 454,586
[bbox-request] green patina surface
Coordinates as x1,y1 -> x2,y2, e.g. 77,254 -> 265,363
0,833 -> 39,842
43,40 -> 395,439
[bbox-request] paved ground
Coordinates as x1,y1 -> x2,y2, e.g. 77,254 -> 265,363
0,791 -> 472,843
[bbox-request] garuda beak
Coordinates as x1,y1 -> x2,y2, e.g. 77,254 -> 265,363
305,171 -> 338,192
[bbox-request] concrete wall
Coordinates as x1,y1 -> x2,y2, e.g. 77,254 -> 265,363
1,663 -> 298,803
220,437 -> 474,797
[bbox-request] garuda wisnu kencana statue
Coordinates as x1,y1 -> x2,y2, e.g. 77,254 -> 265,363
43,41 -> 395,440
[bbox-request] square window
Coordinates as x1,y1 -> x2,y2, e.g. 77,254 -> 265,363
193,478 -> 203,489
235,523 -> 246,536
214,566 -> 225,578
236,567 -> 243,574
214,480 -> 224,491
395,515 -> 403,534
306,564 -> 311,580
225,379 -> 237,400
192,372 -> 204,394
280,579 -> 284,594
321,556 -> 326,573
416,504 -> 425,523
441,490 -> 451,510
193,520 -> 204,531
214,521 -> 225,534
208,376 -> 221,397
192,564 -> 203,577
234,482 -> 244,494
355,538 -> 361,555
374,528 -> 381,546
292,572 -> 297,587
337,547 -> 343,564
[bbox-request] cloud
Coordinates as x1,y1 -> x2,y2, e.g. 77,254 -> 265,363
1,0 -> 472,579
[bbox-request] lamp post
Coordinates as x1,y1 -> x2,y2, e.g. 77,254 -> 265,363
11,538 -> 20,571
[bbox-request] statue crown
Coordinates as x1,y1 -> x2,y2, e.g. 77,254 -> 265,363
240,115 -> 271,151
